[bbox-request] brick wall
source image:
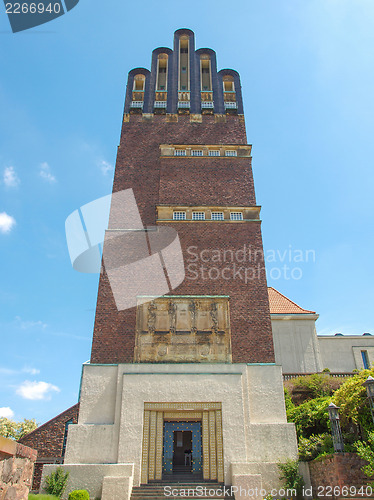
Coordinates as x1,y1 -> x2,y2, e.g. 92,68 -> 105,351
18,403 -> 79,491
90,113 -> 275,365
309,453 -> 370,499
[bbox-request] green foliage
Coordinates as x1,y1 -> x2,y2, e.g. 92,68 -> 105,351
284,388 -> 295,412
322,368 -> 330,373
28,495 -> 60,500
298,433 -> 333,461
355,430 -> 374,480
68,490 -> 90,500
333,369 -> 374,433
44,467 -> 69,497
278,459 -> 304,498
0,417 -> 38,440
287,396 -> 330,438
291,374 -> 341,399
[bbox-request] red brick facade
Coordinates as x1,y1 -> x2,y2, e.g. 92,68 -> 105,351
90,113 -> 275,364
309,453 -> 371,499
18,403 -> 79,491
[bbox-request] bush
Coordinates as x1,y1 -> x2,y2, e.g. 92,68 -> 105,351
278,459 -> 304,499
284,388 -> 295,412
333,369 -> 374,433
68,490 -> 90,500
355,431 -> 374,482
298,433 -> 333,461
44,467 -> 69,497
287,396 -> 330,438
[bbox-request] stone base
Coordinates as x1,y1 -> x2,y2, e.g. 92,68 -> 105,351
40,463 -> 134,500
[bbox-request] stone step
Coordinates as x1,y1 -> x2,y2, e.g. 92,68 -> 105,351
131,483 -> 234,500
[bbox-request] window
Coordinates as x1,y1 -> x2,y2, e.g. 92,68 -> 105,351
200,55 -> 212,92
230,212 -> 243,221
179,36 -> 189,91
362,350 -> 370,369
211,212 -> 224,221
209,150 -> 220,156
156,54 -> 168,91
225,150 -> 237,157
192,212 -> 205,220
133,74 -> 145,92
223,76 -> 235,92
191,150 -> 203,156
173,211 -> 186,220
62,419 -> 74,458
174,149 -> 186,156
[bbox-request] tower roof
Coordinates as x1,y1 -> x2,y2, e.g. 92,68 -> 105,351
268,287 -> 316,314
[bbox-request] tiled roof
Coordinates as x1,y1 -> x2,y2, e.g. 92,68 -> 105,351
268,287 -> 316,314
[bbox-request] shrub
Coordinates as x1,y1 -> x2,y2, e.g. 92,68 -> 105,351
355,431 -> 374,482
298,433 -> 333,461
333,369 -> 374,433
287,396 -> 330,438
284,374 -> 346,405
68,490 -> 90,500
44,467 -> 69,497
278,459 -> 304,499
284,388 -> 295,412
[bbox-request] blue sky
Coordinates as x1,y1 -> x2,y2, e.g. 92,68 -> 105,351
0,0 -> 373,425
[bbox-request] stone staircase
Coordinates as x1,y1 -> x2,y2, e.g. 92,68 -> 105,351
131,481 -> 235,500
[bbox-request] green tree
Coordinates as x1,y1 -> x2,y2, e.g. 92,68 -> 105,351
0,417 -> 38,440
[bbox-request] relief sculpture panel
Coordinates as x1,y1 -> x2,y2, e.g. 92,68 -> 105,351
134,296 -> 231,362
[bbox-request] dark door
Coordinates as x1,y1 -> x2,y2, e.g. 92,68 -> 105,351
173,431 -> 192,472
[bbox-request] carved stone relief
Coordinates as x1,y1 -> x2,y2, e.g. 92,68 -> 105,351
135,296 -> 231,363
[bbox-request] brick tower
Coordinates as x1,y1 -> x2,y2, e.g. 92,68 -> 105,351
91,28 -> 274,366
43,29 -> 298,500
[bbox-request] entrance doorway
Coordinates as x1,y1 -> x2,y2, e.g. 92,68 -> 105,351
141,403 -> 224,484
163,421 -> 202,476
173,430 -> 192,474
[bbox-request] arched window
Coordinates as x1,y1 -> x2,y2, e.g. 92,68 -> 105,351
200,54 -> 212,92
133,74 -> 145,92
156,54 -> 168,91
223,75 -> 235,93
179,36 -> 190,91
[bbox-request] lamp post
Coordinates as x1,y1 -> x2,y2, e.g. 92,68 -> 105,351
328,403 -> 344,452
362,376 -> 374,424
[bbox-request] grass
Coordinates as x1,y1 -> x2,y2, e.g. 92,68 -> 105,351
29,495 -> 60,500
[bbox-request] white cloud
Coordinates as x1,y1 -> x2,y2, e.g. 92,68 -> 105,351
3,166 -> 20,188
39,162 -> 56,183
99,160 -> 114,176
0,407 -> 14,418
15,316 -> 48,330
0,212 -> 16,234
23,367 -> 40,375
16,380 -> 60,400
